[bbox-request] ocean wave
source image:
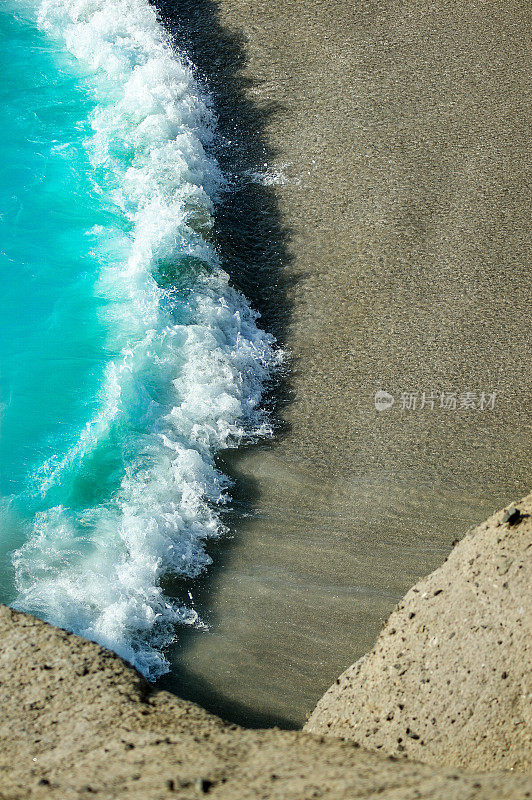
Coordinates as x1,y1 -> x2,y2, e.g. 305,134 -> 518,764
11,0 -> 281,678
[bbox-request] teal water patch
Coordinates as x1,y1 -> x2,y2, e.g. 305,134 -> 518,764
0,3 -> 122,574
0,0 -> 280,676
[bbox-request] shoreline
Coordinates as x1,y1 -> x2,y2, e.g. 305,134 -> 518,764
0,3 -> 530,795
156,0 -> 532,726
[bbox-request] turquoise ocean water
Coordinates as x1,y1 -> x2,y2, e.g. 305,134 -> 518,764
0,0 -> 279,677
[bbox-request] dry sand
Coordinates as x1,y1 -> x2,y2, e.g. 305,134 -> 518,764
153,0 -> 532,726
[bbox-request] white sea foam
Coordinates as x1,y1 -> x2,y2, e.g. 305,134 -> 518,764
11,0 -> 281,678
245,164 -> 290,187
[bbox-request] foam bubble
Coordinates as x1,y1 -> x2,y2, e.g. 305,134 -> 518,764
11,0 -> 282,678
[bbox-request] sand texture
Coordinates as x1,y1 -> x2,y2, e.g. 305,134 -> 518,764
0,603 -> 530,800
305,493 -> 532,772
153,0 -> 532,725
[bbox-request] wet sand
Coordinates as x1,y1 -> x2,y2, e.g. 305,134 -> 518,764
156,0 -> 531,726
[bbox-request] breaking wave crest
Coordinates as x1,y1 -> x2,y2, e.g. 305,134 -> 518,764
8,0 -> 281,677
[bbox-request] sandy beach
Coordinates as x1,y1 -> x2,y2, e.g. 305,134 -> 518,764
0,2 -> 530,796
154,0 -> 531,726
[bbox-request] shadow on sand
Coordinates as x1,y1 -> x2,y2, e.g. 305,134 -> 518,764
152,0 -> 297,728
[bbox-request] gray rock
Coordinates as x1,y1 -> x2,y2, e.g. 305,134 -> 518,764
305,493 -> 532,773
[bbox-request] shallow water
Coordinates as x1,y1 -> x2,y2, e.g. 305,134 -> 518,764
0,0 -> 279,678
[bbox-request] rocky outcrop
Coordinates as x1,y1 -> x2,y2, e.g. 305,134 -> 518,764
0,605 -> 530,799
1,495 -> 531,798
305,494 -> 532,773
